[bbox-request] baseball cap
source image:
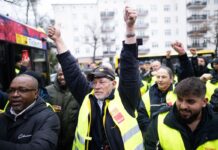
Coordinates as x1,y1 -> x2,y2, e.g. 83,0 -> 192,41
212,58 -> 218,64
87,66 -> 115,81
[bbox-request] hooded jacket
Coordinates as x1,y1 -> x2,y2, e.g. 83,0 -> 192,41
0,97 -> 60,150
46,78 -> 80,150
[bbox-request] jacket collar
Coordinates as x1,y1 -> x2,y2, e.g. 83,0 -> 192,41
164,104 -> 213,131
4,97 -> 47,121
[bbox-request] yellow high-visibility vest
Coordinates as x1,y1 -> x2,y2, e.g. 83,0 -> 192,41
158,112 -> 218,150
142,88 -> 177,118
206,81 -> 218,102
73,91 -> 144,150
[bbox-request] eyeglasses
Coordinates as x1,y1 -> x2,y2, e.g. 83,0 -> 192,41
8,88 -> 36,94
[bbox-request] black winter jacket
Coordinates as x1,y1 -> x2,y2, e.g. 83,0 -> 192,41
0,97 -> 60,150
144,104 -> 218,150
57,43 -> 141,150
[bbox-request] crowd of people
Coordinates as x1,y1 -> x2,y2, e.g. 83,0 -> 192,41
0,6 -> 218,150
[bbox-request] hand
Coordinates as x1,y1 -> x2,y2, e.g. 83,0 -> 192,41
124,6 -> 137,28
48,26 -> 61,42
21,57 -> 30,67
189,48 -> 197,56
47,26 -> 67,54
171,41 -> 186,55
199,73 -> 212,82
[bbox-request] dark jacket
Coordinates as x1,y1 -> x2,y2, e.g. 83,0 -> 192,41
144,104 -> 218,150
0,97 -> 60,150
191,56 -> 210,77
178,53 -> 194,82
46,78 -> 80,150
0,90 -> 8,110
147,83 -> 174,117
57,43 -> 141,150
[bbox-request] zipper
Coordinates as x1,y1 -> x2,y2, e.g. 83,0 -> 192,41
102,99 -> 112,149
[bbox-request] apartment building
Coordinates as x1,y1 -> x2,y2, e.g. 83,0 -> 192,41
51,0 -> 218,63
186,0 -> 218,51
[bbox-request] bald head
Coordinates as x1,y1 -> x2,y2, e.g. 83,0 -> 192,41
9,74 -> 39,113
14,74 -> 39,89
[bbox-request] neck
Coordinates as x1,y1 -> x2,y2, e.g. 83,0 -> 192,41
187,111 -> 202,132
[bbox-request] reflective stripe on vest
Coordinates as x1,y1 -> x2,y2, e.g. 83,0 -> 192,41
142,89 -> 177,118
158,112 -> 218,150
73,96 -> 92,150
73,90 -> 144,150
158,112 -> 185,150
108,93 -> 144,150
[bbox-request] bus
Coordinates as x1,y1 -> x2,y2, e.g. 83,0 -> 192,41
0,14 -> 50,91
114,49 -> 215,69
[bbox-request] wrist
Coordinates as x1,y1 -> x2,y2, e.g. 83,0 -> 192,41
126,32 -> 136,38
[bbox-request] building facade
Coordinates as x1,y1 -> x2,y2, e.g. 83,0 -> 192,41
51,0 -> 218,63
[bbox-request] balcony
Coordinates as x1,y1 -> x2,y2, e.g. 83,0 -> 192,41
187,14 -> 207,23
101,37 -> 115,45
187,43 -> 207,49
101,26 -> 115,32
100,11 -> 115,20
187,1 -> 207,9
137,35 -> 149,41
103,50 -> 116,57
187,28 -> 207,37
135,23 -> 149,29
137,9 -> 148,16
138,48 -> 150,55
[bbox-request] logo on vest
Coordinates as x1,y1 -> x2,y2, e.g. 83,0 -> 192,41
114,112 -> 124,124
111,108 -> 124,124
18,133 -> 32,139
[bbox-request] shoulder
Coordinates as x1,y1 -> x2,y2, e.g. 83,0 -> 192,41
151,105 -> 171,119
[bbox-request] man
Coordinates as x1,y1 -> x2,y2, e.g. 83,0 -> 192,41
189,48 -> 210,77
48,6 -> 144,150
15,54 -> 29,75
46,64 -> 80,150
0,74 -> 60,150
200,58 -> 218,101
144,77 -> 218,150
142,41 -> 194,118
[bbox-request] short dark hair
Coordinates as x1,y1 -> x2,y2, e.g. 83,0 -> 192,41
175,77 -> 206,98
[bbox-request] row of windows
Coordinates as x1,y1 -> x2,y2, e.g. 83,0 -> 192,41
150,17 -> 179,24
150,29 -> 179,36
150,4 -> 178,12
152,42 -> 172,48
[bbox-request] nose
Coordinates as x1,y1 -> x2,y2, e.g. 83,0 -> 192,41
11,90 -> 20,96
157,77 -> 162,82
179,101 -> 188,109
93,82 -> 101,89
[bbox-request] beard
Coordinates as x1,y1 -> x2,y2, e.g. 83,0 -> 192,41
177,109 -> 201,124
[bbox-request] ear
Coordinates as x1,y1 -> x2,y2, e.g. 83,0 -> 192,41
112,80 -> 117,88
202,98 -> 208,107
34,89 -> 39,99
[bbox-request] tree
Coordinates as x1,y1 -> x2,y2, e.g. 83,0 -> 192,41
84,22 -> 101,63
203,14 -> 218,57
